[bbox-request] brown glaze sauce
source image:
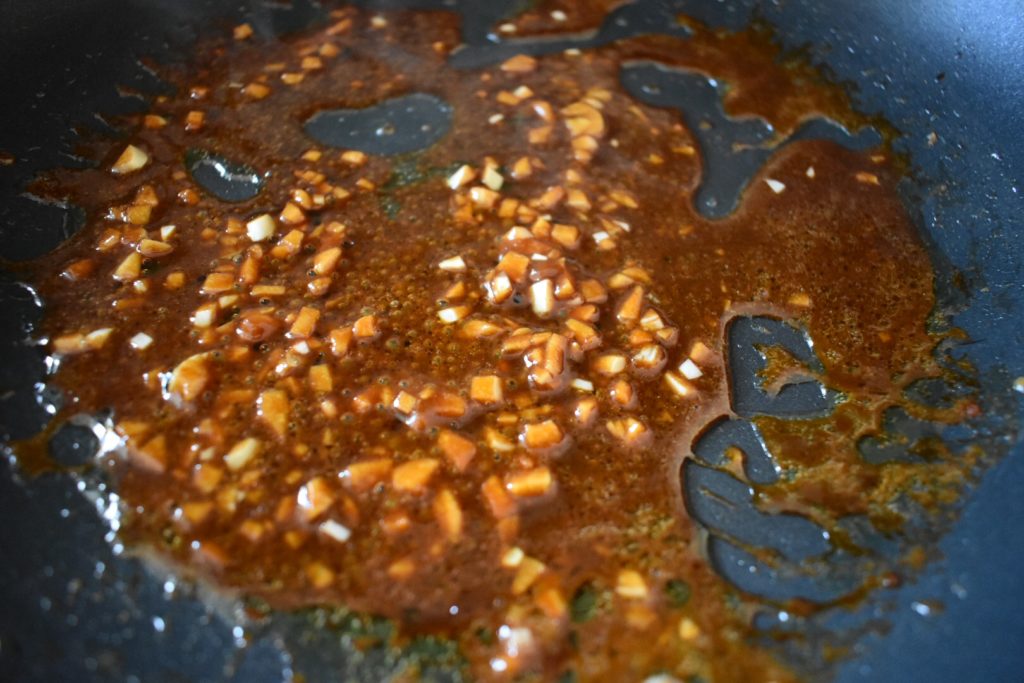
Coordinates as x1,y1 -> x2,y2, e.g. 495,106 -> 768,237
19,4 -> 976,682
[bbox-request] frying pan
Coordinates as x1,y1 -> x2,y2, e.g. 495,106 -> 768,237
1,1 -> 1022,681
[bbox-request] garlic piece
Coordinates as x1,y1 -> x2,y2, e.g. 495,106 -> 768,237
246,214 -> 277,242
112,145 -> 149,174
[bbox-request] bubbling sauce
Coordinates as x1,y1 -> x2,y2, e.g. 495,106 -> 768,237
20,5 -> 975,682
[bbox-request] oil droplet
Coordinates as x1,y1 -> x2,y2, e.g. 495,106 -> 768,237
304,93 -> 452,155
185,149 -> 263,203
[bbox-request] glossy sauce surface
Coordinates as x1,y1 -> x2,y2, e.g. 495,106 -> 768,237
22,5 -> 972,681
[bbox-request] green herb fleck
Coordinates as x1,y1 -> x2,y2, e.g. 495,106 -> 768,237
666,579 -> 691,608
380,195 -> 402,219
570,583 -> 599,623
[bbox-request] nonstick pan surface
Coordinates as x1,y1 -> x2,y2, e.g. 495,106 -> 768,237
1,1 -> 1022,681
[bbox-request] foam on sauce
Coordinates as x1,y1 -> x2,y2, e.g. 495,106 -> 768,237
18,6 -> 976,682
